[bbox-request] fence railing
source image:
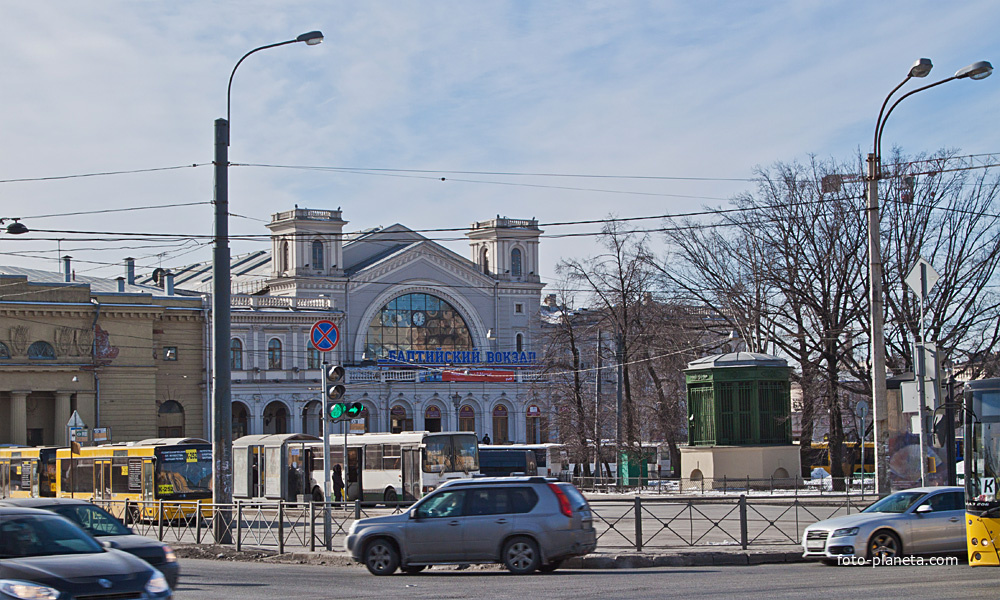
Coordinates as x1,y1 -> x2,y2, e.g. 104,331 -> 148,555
92,493 -> 867,555
572,476 -> 875,499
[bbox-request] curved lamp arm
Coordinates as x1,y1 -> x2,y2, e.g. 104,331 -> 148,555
227,31 -> 324,125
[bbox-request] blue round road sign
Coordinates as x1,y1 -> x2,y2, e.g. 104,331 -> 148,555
310,320 -> 339,352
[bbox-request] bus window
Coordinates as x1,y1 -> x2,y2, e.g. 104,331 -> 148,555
452,435 -> 479,473
155,448 -> 212,499
423,437 -> 454,473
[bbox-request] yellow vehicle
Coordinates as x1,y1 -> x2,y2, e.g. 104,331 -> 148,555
0,446 -> 59,498
808,441 -> 875,476
966,378 -> 1000,566
56,437 -> 212,520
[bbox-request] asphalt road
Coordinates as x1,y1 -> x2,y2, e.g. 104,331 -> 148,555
173,559 -> 997,600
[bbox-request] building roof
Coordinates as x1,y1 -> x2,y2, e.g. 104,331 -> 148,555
686,351 -> 788,370
0,265 -> 175,297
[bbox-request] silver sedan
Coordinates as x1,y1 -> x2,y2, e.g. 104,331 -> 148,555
802,486 -> 965,563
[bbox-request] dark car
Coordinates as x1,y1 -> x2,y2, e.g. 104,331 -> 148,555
0,506 -> 172,600
0,498 -> 179,589
346,476 -> 596,575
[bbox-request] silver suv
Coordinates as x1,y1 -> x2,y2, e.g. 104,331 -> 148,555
346,477 -> 597,575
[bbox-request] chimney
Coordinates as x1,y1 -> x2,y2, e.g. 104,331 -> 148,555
165,271 -> 174,296
116,277 -> 125,292
125,257 -> 135,285
63,256 -> 72,283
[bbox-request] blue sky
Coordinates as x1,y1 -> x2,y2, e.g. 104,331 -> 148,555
1,1 -> 997,284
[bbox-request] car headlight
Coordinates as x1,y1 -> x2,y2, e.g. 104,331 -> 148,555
163,544 -> 177,563
145,573 -> 171,594
832,527 -> 860,537
0,580 -> 60,600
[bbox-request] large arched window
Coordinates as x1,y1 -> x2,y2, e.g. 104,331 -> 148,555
459,405 -> 476,432
28,341 -> 55,360
157,400 -> 185,437
424,405 -> 442,433
492,405 -> 509,444
230,338 -> 243,370
365,292 -> 474,360
311,240 -> 324,270
307,347 -> 321,370
263,401 -> 288,434
511,247 -> 522,277
267,338 -> 283,370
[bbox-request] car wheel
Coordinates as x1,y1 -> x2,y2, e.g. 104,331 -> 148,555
503,537 -> 540,575
868,530 -> 902,560
538,559 -> 563,573
364,538 -> 400,576
401,565 -> 426,574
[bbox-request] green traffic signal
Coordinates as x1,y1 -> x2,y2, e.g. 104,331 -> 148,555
329,402 -> 346,419
345,402 -> 363,418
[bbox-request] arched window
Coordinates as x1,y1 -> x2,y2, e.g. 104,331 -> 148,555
28,341 -> 55,360
515,333 -> 524,353
459,405 -> 475,432
302,401 -> 322,437
307,347 -> 321,370
311,240 -> 324,270
267,338 -> 283,370
230,338 -> 243,370
424,405 -> 442,433
480,246 -> 489,274
263,401 -> 288,434
157,400 -> 185,437
390,405 -> 412,434
492,404 -> 509,444
511,247 -> 522,277
280,240 -> 289,272
365,292 -> 474,361
0,342 -> 9,359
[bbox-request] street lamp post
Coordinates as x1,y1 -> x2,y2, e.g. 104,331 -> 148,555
866,58 -> 992,496
212,30 -> 323,542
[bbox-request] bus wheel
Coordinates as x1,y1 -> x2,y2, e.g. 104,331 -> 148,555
364,538 -> 399,576
384,488 -> 398,504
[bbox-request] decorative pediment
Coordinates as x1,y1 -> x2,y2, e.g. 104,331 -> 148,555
350,243 -> 489,292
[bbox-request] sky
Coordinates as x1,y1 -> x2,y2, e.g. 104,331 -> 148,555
1,1 -> 998,287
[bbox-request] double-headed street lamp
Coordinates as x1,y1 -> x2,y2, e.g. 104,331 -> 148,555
867,58 -> 992,496
212,30 -> 323,541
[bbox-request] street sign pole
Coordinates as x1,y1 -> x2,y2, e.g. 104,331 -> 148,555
906,258 -> 939,487
322,356 -> 331,550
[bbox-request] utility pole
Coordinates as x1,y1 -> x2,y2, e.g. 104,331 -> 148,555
595,330 -> 602,482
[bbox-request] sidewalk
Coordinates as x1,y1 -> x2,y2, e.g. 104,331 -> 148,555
174,543 -> 807,569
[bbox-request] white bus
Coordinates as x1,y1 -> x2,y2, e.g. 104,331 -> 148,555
307,431 -> 479,502
480,443 -> 568,479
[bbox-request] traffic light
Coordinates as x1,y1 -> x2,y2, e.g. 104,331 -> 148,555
329,401 -> 363,422
326,365 -> 345,402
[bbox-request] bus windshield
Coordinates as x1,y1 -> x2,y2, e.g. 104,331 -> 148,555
156,447 -> 212,498
423,434 -> 479,474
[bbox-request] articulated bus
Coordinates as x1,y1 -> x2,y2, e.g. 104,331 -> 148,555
966,378 -> 1000,566
305,431 -> 479,503
56,438 -> 212,520
0,446 -> 59,498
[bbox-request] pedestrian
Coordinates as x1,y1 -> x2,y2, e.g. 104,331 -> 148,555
332,463 -> 344,502
482,433 -> 491,445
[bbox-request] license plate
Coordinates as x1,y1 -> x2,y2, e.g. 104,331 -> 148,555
807,542 -> 825,551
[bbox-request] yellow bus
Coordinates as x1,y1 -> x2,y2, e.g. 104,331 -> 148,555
966,378 -> 1000,566
56,437 -> 212,520
808,441 -> 875,476
0,446 -> 59,498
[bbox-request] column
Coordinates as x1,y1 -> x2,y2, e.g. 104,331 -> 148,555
75,391 -> 96,433
10,391 -> 28,445
54,392 -> 73,445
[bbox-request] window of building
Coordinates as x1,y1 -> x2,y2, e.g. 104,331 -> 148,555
492,404 -> 509,444
424,405 -> 442,433
163,346 -> 177,361
307,347 -> 321,370
230,338 -> 243,370
526,404 -> 548,444
480,246 -> 489,275
280,240 -> 289,272
267,338 -> 283,370
0,342 -> 10,359
365,292 -> 474,361
390,405 -> 412,434
511,247 -> 522,277
515,333 -> 523,353
263,401 -> 288,434
232,402 -> 250,439
157,400 -> 185,438
514,303 -> 523,314
459,405 -> 476,432
311,240 -> 324,270
28,341 -> 55,360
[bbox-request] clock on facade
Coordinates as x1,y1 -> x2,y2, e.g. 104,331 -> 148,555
411,311 -> 426,327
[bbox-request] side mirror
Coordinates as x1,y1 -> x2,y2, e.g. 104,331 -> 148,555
915,504 -> 932,514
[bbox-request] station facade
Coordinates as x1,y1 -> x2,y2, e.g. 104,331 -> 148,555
161,208 -> 549,444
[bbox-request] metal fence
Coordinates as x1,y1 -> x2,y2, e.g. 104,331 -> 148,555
93,493 -> 868,555
572,476 -> 876,499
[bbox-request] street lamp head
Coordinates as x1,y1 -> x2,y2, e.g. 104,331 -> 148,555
955,60 -> 993,80
909,58 -> 933,78
296,31 -> 324,45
